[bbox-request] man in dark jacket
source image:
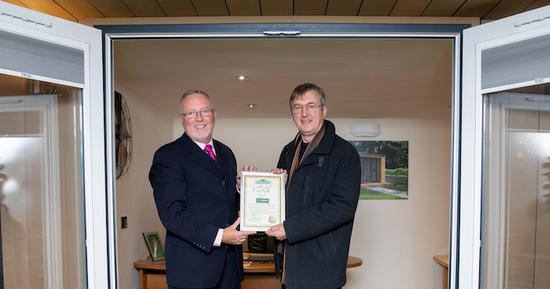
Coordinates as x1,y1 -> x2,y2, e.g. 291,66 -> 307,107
266,83 -> 361,289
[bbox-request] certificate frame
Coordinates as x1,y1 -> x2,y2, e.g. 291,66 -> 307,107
240,171 -> 285,231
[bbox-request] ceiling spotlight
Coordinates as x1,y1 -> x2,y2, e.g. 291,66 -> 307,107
235,75 -> 249,81
246,104 -> 257,108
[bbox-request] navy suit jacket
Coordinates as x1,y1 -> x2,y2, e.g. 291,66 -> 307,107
149,133 -> 243,288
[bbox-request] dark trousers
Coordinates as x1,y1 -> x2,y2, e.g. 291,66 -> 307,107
170,248 -> 241,289
281,284 -> 342,289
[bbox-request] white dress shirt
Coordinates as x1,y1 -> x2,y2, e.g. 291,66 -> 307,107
192,140 -> 224,247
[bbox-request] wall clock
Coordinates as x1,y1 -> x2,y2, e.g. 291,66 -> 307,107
115,91 -> 132,179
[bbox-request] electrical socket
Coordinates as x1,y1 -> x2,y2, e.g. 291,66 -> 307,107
121,216 -> 128,229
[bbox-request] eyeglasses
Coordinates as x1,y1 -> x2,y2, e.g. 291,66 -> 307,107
291,104 -> 324,114
180,109 -> 214,119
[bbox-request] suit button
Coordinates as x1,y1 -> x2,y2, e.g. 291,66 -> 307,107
226,223 -> 230,226
222,181 -> 226,185
225,245 -> 229,249
226,201 -> 230,204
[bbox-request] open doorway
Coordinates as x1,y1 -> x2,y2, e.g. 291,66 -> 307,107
105,26 -> 462,289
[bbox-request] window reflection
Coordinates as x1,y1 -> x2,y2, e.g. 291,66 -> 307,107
0,74 -> 85,289
482,84 -> 550,289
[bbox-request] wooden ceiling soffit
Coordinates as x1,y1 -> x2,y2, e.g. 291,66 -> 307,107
260,0 -> 293,15
122,0 -> 166,17
18,0 -> 77,21
295,0 -> 328,15
191,0 -> 230,16
226,0 -> 261,16
454,0 -> 501,18
89,0 -> 135,17
358,1 -> 394,16
391,0 -> 433,16
326,0 -> 363,16
158,0 -> 197,16
422,0 -> 464,17
483,0 -> 534,20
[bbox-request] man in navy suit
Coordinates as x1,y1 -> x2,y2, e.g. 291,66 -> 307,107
149,90 -> 256,289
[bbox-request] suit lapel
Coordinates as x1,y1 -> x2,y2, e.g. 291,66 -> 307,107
214,141 -> 230,182
179,134 -> 224,179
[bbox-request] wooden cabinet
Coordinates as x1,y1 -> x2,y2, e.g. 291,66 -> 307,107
134,255 -> 362,289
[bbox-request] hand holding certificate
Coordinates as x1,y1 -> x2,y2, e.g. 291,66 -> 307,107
240,171 -> 285,231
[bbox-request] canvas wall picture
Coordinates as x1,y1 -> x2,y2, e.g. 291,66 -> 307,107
349,141 -> 409,200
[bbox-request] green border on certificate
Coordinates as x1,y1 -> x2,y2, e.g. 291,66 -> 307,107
240,171 -> 285,231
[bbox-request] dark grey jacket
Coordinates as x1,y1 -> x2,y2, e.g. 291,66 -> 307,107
278,120 -> 361,289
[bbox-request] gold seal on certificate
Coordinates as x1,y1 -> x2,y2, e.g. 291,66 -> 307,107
240,171 -> 285,231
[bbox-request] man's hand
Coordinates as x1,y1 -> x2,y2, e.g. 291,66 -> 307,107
266,223 -> 287,241
267,168 -> 287,180
237,164 -> 257,187
222,218 -> 257,245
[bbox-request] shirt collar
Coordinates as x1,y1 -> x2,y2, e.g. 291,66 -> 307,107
193,139 -> 216,155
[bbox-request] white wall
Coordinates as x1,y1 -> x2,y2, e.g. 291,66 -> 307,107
114,82 -> 174,289
339,119 -> 451,289
173,118 -> 297,170
173,117 -> 452,289
119,116 -> 453,289
123,113 -> 453,289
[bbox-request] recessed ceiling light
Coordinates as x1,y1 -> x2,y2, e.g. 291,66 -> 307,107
235,75 -> 249,81
246,104 -> 257,108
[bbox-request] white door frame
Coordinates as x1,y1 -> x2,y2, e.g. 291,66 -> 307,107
0,2 -> 108,288
460,5 -> 550,289
103,25 -> 464,289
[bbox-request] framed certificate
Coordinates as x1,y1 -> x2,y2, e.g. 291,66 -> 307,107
240,171 -> 285,231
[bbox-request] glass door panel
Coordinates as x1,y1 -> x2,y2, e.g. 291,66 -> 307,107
482,84 -> 550,289
0,73 -> 85,289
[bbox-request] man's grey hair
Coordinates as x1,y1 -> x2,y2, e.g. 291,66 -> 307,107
179,89 -> 214,114
289,83 -> 326,108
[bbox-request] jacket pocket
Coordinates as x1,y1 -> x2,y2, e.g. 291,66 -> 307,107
302,176 -> 312,207
321,231 -> 338,267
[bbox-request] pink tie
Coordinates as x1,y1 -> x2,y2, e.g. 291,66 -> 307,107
204,144 -> 217,162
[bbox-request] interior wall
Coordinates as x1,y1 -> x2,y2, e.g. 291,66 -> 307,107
173,116 -> 451,289
120,96 -> 451,289
337,119 -> 450,289
117,88 -> 452,289
114,82 -> 173,289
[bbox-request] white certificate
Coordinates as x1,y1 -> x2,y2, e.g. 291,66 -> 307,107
240,171 -> 285,231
